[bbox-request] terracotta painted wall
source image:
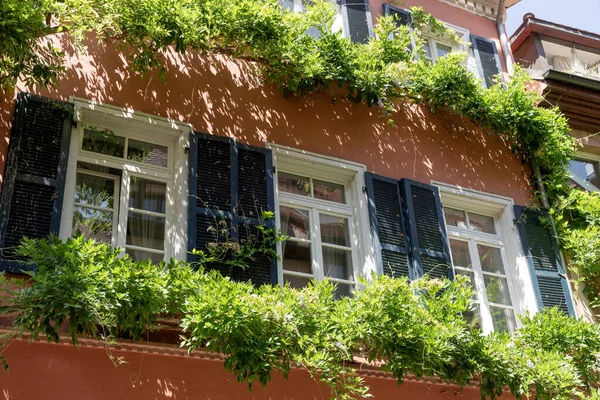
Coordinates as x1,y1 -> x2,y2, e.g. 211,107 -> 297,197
0,33 -> 532,205
0,339 -> 513,400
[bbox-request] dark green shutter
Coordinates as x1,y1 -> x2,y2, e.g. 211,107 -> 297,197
343,0 -> 372,44
0,93 -> 73,272
402,179 -> 453,280
188,133 -> 275,285
365,173 -> 411,278
470,34 -> 502,88
514,206 -> 575,315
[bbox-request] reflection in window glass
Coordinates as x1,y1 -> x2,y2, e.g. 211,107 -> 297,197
436,42 -> 452,58
444,208 -> 467,229
323,247 -> 353,281
449,239 -> 471,268
72,207 -> 113,243
484,275 -> 512,305
125,248 -> 164,264
569,159 -> 600,188
314,179 -> 345,203
127,139 -> 168,167
478,245 -> 505,274
278,172 -> 310,197
280,207 -> 310,240
282,241 -> 312,274
489,306 -> 517,334
75,174 -> 115,209
284,275 -> 312,289
82,128 -> 125,157
320,215 -> 350,246
469,213 -> 496,234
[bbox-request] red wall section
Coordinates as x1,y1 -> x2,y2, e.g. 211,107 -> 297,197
0,340 -> 513,399
3,35 -> 531,205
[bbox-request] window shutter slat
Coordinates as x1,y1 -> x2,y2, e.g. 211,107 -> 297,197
343,0 -> 373,44
470,34 -> 502,88
514,206 -> 575,316
365,172 -> 411,278
0,93 -> 73,272
382,4 -> 411,27
401,179 -> 453,280
188,134 -> 275,285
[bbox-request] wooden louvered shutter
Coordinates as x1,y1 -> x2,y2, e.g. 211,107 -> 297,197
365,173 -> 411,278
382,3 -> 411,27
514,206 -> 575,315
402,179 -> 453,280
470,34 -> 502,88
188,133 -> 275,285
342,0 -> 373,44
0,93 -> 73,272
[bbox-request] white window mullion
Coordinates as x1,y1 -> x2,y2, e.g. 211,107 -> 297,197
117,170 -> 130,252
469,238 -> 494,334
312,208 -> 324,282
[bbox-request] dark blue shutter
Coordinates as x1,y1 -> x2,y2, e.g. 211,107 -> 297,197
0,93 -> 73,272
188,133 -> 275,285
382,4 -> 411,27
514,206 -> 575,316
470,34 -> 502,88
402,179 -> 453,280
343,0 -> 372,44
365,173 -> 411,278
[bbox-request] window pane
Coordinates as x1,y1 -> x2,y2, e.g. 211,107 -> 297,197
463,303 -> 480,328
284,275 -> 312,289
450,239 -> 472,268
436,42 -> 452,58
82,128 -> 125,157
484,275 -> 512,305
469,213 -> 496,234
278,172 -> 310,197
129,177 -> 167,214
127,139 -> 168,167
126,248 -> 164,264
75,173 -> 115,209
282,241 -> 312,274
323,247 -> 353,281
478,245 -> 505,274
456,269 -> 477,300
490,306 -> 517,334
444,208 -> 467,229
280,207 -> 310,240
313,179 -> 345,203
281,0 -> 294,10
320,215 -> 350,246
333,283 -> 353,299
72,207 -> 113,243
423,42 -> 432,59
126,212 -> 165,250
569,159 -> 600,188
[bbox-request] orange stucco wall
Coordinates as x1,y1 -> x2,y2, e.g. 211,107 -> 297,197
0,339 -> 513,399
0,33 -> 532,205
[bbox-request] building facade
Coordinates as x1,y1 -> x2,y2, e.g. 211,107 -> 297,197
0,1 -> 584,398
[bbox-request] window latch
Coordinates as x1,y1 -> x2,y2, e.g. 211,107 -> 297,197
272,166 -> 277,174
362,186 -> 367,194
184,145 -> 190,154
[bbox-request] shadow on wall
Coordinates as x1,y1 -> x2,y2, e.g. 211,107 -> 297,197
3,33 -> 532,205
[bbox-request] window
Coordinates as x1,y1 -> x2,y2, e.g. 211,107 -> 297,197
61,100 -> 190,263
569,156 -> 600,192
272,145 -> 370,297
423,39 -> 453,64
444,207 -> 517,334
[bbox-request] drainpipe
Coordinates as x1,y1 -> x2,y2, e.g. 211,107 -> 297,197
533,164 -> 551,208
496,0 -> 514,75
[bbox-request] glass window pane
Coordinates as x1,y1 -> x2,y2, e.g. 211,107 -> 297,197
125,248 -> 164,264
569,159 -> 600,187
72,207 -> 113,243
129,177 -> 167,214
444,208 -> 467,229
436,42 -> 452,58
281,0 -> 294,10
75,173 -> 115,209
127,139 -> 168,167
478,245 -> 505,274
126,212 -> 165,250
463,303 -> 480,328
284,274 -> 312,289
484,275 -> 512,305
280,206 -> 310,240
450,239 -> 472,268
278,172 -> 310,197
469,213 -> 496,234
282,241 -> 312,274
323,247 -> 353,281
82,128 -> 125,157
456,269 -> 477,300
423,42 -> 432,58
333,283 -> 353,299
489,306 -> 517,334
320,215 -> 350,246
313,180 -> 345,203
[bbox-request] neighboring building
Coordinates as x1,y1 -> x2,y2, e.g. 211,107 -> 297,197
511,13 -> 600,192
0,1 -> 582,398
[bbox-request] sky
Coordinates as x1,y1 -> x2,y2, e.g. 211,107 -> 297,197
505,0 -> 600,37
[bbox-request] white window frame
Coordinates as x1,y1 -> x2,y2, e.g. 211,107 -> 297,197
433,181 -> 540,332
268,143 -> 374,289
568,151 -> 600,192
61,97 -> 192,262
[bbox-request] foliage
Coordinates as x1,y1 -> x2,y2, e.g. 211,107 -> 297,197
2,237 -> 600,399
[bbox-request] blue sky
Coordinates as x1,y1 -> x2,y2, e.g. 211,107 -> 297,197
506,0 -> 600,37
